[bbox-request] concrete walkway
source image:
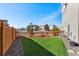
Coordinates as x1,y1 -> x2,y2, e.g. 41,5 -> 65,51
5,38 -> 24,56
60,36 -> 79,56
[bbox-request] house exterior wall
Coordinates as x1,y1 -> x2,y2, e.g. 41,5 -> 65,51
62,3 -> 79,44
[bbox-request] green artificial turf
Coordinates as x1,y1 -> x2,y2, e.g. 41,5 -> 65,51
22,37 -> 68,56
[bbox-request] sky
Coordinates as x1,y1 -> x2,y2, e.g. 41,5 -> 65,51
0,3 -> 61,28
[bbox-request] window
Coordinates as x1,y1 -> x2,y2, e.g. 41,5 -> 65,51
67,24 -> 70,35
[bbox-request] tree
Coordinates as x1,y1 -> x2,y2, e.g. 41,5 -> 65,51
53,25 -> 60,36
27,22 -> 34,37
53,25 -> 60,31
44,24 -> 50,31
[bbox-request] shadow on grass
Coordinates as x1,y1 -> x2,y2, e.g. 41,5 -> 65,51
17,36 -> 55,56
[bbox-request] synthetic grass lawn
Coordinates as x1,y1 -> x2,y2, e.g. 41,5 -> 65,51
22,37 -> 68,56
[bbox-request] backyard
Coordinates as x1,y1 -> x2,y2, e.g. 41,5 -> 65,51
22,37 -> 68,56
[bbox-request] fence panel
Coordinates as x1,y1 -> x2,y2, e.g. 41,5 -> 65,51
3,25 -> 13,55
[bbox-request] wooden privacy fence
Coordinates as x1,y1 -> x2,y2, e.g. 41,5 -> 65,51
17,31 -> 61,37
0,21 -> 16,56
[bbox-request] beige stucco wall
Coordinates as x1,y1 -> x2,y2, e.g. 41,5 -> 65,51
62,3 -> 79,43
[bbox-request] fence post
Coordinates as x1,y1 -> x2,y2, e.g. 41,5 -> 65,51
0,22 -> 1,55
12,27 -> 13,42
0,21 -> 3,56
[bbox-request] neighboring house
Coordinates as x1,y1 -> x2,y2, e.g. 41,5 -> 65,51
0,19 -> 9,26
16,28 -> 26,32
39,25 -> 53,31
39,25 -> 45,31
62,3 -> 79,45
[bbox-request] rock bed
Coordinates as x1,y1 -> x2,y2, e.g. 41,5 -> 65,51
5,38 -> 24,56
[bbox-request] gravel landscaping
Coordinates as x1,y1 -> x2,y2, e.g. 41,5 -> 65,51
5,37 -> 24,56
